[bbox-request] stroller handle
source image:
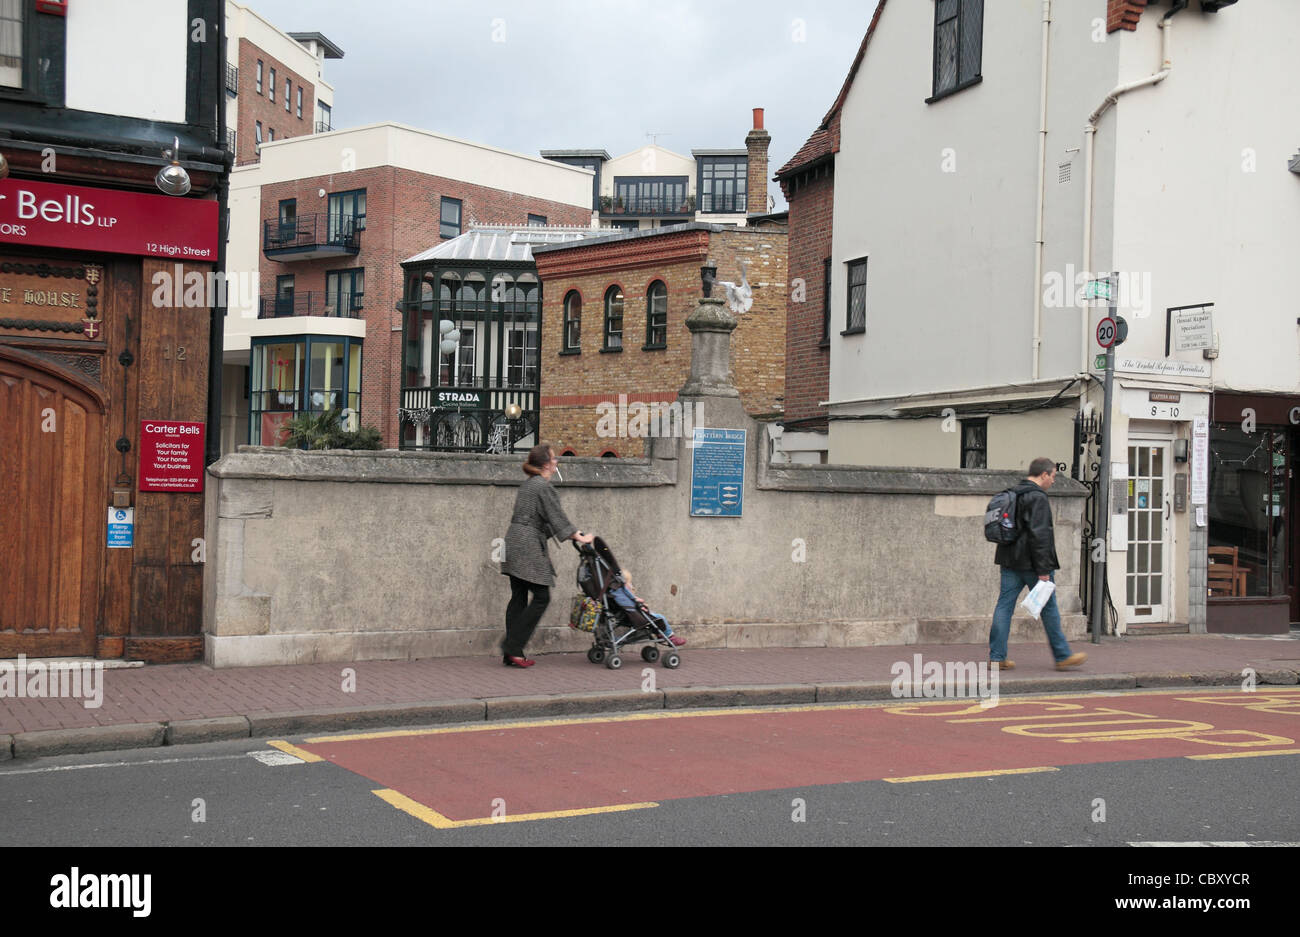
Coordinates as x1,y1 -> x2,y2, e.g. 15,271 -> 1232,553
573,537 -> 597,555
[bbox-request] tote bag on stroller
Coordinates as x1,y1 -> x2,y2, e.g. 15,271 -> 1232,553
569,593 -> 600,632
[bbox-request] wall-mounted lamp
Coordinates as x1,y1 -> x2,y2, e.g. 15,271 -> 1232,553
155,137 -> 191,196
504,403 -> 523,421
1174,439 -> 1189,463
700,259 -> 717,298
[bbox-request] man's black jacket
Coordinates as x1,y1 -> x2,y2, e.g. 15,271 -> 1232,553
994,480 -> 1060,575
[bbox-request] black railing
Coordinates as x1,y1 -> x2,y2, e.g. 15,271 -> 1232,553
262,213 -> 361,253
258,291 -> 363,318
607,197 -> 692,216
315,120 -> 332,134
225,62 -> 238,95
699,194 -> 747,214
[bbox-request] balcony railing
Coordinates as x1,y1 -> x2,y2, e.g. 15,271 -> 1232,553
315,120 -> 332,134
606,197 -> 693,216
259,291 -> 363,319
225,62 -> 238,95
262,212 -> 362,258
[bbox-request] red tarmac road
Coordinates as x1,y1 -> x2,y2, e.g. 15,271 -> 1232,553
297,689 -> 1300,825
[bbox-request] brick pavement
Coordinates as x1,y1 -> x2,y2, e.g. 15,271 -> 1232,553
2,633 -> 1298,736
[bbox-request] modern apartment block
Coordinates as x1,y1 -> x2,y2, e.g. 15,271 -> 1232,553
221,123 -> 595,451
797,0 -> 1298,634
223,0 -> 342,167
542,108 -> 772,232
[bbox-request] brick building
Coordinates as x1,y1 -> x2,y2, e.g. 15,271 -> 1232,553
531,224 -> 787,457
771,69 -> 861,464
224,1 -> 341,167
222,123 -> 595,450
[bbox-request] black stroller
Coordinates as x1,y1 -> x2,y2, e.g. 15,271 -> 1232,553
573,537 -> 682,670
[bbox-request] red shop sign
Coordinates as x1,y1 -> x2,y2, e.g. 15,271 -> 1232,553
0,178 -> 218,260
138,420 -> 206,493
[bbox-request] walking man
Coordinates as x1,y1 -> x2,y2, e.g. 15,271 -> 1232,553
990,457 -> 1087,671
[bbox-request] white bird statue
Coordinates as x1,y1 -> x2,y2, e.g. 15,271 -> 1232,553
716,262 -> 753,315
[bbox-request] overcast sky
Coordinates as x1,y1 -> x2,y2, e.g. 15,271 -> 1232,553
244,0 -> 871,210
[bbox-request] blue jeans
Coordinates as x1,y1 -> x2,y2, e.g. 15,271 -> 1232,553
989,568 -> 1072,663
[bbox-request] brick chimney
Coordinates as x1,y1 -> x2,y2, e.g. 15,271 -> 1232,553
745,107 -> 770,215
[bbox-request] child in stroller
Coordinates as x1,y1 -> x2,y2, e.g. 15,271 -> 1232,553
574,536 -> 685,670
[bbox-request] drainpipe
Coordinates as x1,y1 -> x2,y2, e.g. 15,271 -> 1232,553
1081,2 -> 1182,374
1031,0 -> 1051,380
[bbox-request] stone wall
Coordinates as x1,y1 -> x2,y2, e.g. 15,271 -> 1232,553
204,390 -> 1088,667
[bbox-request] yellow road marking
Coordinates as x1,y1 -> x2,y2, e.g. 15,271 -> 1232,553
884,766 -> 1059,784
1185,748 -> 1300,761
295,680 -> 1300,743
301,689 -> 1217,745
372,788 -> 658,829
266,739 -> 324,763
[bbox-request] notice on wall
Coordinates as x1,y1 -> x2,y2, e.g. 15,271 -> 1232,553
138,420 -> 206,492
690,428 -> 746,517
106,507 -> 134,548
1191,416 -> 1209,505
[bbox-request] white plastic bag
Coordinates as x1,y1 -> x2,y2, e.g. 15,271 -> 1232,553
1019,579 -> 1056,620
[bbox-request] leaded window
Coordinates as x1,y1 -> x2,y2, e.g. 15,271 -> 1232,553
845,257 -> 867,333
961,418 -> 988,469
931,0 -> 983,100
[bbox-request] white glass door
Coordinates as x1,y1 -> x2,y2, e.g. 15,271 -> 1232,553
1127,441 -> 1171,622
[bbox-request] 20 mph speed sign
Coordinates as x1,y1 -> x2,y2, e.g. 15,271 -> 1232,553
1096,317 -> 1117,348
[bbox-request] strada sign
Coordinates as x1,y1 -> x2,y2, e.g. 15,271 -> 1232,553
0,178 -> 218,260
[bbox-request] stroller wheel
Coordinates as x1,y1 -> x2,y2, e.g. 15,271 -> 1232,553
641,646 -> 660,663
604,654 -> 623,671
587,646 -> 606,664
661,651 -> 681,670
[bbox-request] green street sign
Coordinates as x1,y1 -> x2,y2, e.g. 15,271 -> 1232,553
1094,354 -> 1107,371
1086,279 -> 1113,301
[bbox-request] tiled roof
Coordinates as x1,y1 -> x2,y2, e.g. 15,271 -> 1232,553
775,0 -> 888,180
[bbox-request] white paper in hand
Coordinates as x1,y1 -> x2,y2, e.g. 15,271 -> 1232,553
1019,579 -> 1056,620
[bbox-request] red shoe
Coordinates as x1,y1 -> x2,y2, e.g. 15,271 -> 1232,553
503,655 -> 535,668
668,635 -> 686,647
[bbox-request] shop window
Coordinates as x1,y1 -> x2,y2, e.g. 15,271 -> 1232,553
250,336 -> 362,445
1207,424 -> 1289,598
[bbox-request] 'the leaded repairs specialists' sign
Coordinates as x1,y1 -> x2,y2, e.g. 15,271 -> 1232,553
0,178 -> 218,260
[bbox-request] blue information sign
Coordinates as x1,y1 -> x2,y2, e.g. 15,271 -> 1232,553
690,428 -> 746,517
107,507 -> 134,549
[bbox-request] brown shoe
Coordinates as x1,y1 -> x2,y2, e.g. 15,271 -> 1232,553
991,660 -> 1015,670
1055,652 -> 1087,671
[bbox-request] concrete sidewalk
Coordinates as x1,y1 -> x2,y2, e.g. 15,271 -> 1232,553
2,633 -> 1298,759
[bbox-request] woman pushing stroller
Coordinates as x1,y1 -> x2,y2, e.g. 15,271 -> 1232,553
499,444 -> 593,668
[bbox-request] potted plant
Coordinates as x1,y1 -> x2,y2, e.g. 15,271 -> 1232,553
599,195 -> 612,213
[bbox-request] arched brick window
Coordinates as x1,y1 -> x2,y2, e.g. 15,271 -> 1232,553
603,286 -> 623,351
562,290 -> 581,353
645,280 -> 667,349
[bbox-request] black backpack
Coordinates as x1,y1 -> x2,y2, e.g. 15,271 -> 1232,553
983,488 -> 1021,545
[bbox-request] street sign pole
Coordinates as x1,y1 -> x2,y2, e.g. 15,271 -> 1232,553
1089,273 -> 1118,644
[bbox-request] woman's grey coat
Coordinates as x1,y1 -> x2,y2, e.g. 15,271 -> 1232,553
501,474 -> 578,586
